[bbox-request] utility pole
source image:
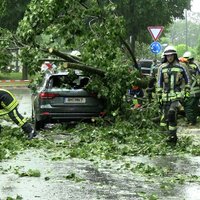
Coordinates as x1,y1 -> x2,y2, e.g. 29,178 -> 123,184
185,9 -> 188,51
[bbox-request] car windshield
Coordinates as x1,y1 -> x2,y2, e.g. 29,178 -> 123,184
47,75 -> 89,89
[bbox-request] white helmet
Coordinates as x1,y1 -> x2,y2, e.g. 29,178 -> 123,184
183,51 -> 193,59
70,50 -> 81,58
164,45 -> 177,56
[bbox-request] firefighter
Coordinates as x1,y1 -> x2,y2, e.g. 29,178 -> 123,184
182,51 -> 200,125
128,85 -> 144,109
0,89 -> 37,140
156,46 -> 191,143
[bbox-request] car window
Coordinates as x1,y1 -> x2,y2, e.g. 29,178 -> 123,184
47,75 -> 69,89
138,60 -> 153,76
46,75 -> 89,89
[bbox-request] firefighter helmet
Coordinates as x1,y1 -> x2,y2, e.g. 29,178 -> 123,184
183,51 -> 193,60
164,45 -> 177,56
70,50 -> 81,58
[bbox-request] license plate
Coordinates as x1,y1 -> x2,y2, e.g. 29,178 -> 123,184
64,97 -> 86,103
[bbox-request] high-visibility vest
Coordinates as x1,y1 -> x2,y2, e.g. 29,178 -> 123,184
157,62 -> 190,101
188,63 -> 200,97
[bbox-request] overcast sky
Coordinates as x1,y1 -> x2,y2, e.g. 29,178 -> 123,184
191,0 -> 200,12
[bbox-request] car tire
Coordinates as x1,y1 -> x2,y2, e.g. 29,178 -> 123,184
34,119 -> 45,131
33,110 -> 45,130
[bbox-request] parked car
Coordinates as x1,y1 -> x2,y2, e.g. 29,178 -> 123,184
138,59 -> 161,77
138,59 -> 153,76
32,71 -> 106,130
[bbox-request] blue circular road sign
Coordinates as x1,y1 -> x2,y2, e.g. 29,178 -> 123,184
150,41 -> 162,54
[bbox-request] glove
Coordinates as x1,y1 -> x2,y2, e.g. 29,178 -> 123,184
185,91 -> 190,99
185,91 -> 190,97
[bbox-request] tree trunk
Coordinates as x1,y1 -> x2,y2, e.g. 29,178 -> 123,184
48,48 -> 105,77
62,62 -> 105,77
22,65 -> 28,80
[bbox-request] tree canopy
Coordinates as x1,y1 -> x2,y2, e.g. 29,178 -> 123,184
165,17 -> 200,48
114,0 -> 191,49
0,0 -> 31,31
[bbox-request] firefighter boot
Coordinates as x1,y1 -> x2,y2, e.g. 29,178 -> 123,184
27,130 -> 37,140
166,130 -> 178,144
22,122 -> 37,140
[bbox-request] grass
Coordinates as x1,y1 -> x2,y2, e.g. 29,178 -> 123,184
0,81 -> 30,87
0,72 -> 26,80
0,72 -> 30,87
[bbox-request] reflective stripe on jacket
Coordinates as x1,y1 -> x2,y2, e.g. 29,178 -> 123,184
157,61 -> 191,101
188,63 -> 200,96
0,89 -> 19,116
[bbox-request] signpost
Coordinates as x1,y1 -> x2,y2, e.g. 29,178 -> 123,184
150,41 -> 162,54
147,26 -> 164,55
147,26 -> 164,41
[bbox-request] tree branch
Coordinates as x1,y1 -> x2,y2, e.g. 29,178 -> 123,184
119,36 -> 139,70
48,48 -> 105,77
62,62 -> 105,77
48,48 -> 83,64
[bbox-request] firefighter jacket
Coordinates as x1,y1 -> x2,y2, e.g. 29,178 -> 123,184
156,61 -> 191,102
187,62 -> 200,97
0,89 -> 19,116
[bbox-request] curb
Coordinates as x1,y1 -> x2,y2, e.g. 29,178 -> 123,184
0,80 -> 30,83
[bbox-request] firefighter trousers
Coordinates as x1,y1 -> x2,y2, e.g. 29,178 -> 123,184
160,100 -> 183,134
184,96 -> 200,124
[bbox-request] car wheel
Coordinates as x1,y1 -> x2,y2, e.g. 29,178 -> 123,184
34,119 -> 45,131
33,110 -> 45,130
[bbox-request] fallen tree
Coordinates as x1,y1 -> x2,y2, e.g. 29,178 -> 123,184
48,48 -> 106,77
47,48 -> 149,89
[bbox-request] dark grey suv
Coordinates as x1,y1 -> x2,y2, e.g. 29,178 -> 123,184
32,71 -> 105,130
